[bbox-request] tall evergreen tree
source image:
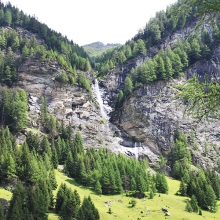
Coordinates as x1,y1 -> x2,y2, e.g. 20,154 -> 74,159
0,199 -> 6,220
190,195 -> 199,213
124,76 -> 133,96
77,196 -> 100,220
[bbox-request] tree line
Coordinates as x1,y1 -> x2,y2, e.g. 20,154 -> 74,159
114,28 -> 220,110
95,0 -> 200,75
56,183 -> 100,220
0,2 -> 92,71
0,26 -> 92,87
169,131 -> 220,213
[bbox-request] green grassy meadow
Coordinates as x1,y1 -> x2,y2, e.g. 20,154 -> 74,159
48,170 -> 220,220
1,172 -> 219,220
0,187 -> 12,201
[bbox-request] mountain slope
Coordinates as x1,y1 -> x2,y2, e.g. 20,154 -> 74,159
0,1 -> 220,219
83,41 -> 120,57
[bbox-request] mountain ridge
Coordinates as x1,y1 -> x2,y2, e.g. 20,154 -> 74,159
83,41 -> 120,57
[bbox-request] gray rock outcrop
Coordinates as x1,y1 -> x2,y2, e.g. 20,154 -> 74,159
108,44 -> 220,169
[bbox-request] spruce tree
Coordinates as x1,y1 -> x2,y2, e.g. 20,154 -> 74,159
0,199 -> 6,220
185,201 -> 193,212
77,196 -> 100,220
205,185 -> 217,212
164,56 -> 173,80
49,170 -> 57,190
95,180 -> 102,195
155,173 -> 168,194
130,177 -> 137,191
179,178 -> 187,196
124,76 -> 133,97
149,189 -> 154,199
74,132 -> 84,154
8,182 -> 26,220
190,195 -> 199,213
56,183 -> 67,213
155,56 -> 166,80
189,38 -> 201,64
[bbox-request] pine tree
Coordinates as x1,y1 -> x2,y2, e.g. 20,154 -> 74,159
149,189 -> 154,199
173,47 -> 188,70
95,180 -> 102,195
136,175 -> 146,193
130,177 -> 137,191
205,185 -> 217,212
4,153 -> 16,180
77,196 -> 100,220
101,166 -> 111,195
26,131 -> 40,152
172,54 -> 183,77
124,76 -> 133,96
4,9 -> 12,26
8,182 -> 26,220
115,90 -> 124,109
74,132 -> 84,154
155,56 -> 165,80
49,170 -> 57,190
155,173 -> 168,194
179,179 -> 187,196
12,97 -> 28,131
185,201 -> 193,212
41,96 -> 48,124
190,195 -> 199,213
125,45 -> 132,58
136,39 -> 146,55
77,158 -> 87,185
65,151 -> 74,177
164,56 -> 173,80
0,10 -> 4,26
55,183 -> 67,213
8,200 -> 22,220
40,135 -> 51,156
0,199 -> 6,220
51,140 -> 58,169
114,169 -> 123,194
189,38 -> 201,64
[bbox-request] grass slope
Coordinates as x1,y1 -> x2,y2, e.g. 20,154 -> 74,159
48,170 -> 220,220
83,42 -> 119,58
0,173 -> 218,220
0,187 -> 12,201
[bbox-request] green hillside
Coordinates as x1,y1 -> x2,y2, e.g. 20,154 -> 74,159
49,170 -> 220,220
1,171 -> 219,220
83,41 -> 120,58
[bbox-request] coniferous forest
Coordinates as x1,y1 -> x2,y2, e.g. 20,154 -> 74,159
0,0 -> 220,219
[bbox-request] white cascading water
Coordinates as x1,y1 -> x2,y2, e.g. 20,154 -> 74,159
93,79 -> 111,120
134,142 -> 139,160
93,79 -> 143,160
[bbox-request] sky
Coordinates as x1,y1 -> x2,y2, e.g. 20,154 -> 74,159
2,0 -> 177,46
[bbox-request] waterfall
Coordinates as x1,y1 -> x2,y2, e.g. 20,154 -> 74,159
134,142 -> 139,160
93,79 -> 110,119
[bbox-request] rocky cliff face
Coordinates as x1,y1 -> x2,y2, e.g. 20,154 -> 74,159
112,78 -> 220,169
1,55 -> 158,165
100,24 -> 220,169
101,22 -> 214,106
13,57 -> 110,147
108,44 -> 220,169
